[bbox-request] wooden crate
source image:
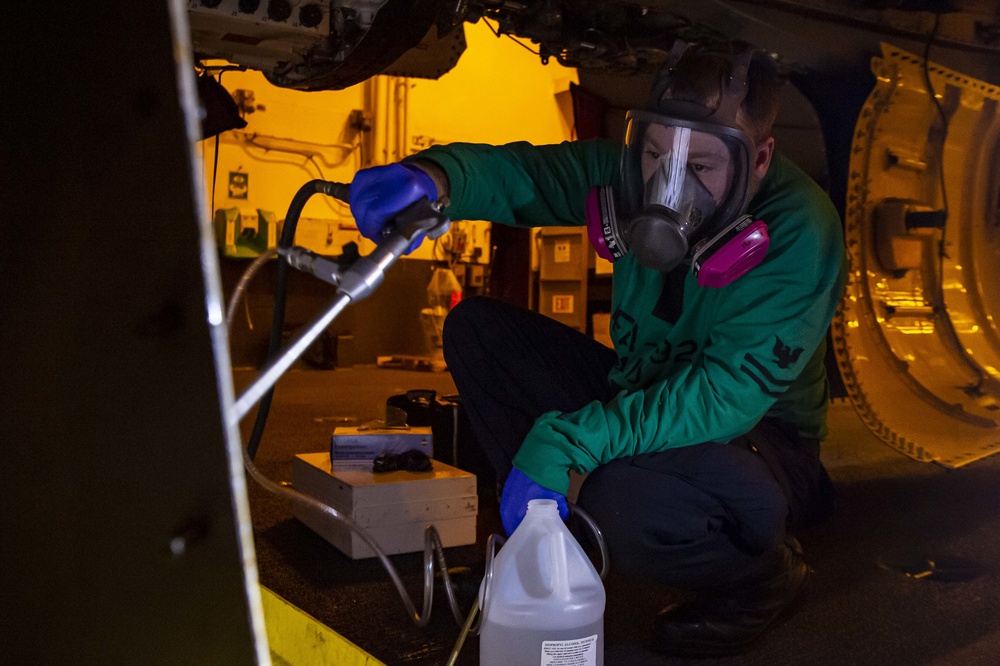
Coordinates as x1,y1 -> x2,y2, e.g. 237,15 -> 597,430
291,453 -> 478,559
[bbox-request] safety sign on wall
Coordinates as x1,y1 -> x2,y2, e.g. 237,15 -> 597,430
228,171 -> 249,199
554,240 -> 572,263
552,295 -> 575,314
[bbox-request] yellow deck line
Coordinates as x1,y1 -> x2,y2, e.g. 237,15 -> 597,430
261,586 -> 387,666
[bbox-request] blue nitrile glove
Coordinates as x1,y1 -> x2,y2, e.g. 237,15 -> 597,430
349,162 -> 437,252
500,467 -> 569,536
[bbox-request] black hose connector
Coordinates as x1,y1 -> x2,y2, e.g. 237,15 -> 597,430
321,181 -> 351,203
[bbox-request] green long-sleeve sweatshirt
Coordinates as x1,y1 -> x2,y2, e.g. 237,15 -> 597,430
413,139 -> 847,494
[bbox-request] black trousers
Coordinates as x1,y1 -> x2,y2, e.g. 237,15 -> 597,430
443,296 -> 830,590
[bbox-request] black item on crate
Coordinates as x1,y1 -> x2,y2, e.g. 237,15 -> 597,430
385,390 -> 492,485
372,450 -> 433,474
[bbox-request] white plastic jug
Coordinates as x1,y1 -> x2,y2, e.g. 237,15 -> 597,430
480,499 -> 605,666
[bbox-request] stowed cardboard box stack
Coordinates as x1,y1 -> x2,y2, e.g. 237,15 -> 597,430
292,452 -> 478,559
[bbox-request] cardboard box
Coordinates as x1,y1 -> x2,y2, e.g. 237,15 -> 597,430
330,426 -> 433,465
538,227 -> 587,281
292,453 -> 477,559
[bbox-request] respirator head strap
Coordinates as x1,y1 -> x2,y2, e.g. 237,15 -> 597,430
649,43 -> 753,130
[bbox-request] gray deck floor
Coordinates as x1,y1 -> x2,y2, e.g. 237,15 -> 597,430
240,366 -> 1000,666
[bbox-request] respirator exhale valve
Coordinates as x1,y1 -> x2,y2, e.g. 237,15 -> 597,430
628,204 -> 693,273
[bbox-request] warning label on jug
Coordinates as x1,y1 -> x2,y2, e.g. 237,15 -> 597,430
541,635 -> 598,666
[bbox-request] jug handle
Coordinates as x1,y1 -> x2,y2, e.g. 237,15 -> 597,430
549,530 -> 572,600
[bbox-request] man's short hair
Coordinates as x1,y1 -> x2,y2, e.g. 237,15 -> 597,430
652,42 -> 785,145
743,52 -> 785,144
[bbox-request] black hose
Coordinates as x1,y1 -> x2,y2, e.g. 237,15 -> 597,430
246,179 -> 344,460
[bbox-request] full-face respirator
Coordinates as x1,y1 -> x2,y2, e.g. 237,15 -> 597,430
586,47 -> 770,288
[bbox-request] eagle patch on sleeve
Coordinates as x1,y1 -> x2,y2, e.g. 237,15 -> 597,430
772,335 -> 804,369
740,336 -> 804,397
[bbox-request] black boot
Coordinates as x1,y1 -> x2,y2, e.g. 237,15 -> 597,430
651,540 -> 811,657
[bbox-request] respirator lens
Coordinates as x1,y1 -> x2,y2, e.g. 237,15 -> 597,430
640,126 -> 731,234
622,112 -> 751,233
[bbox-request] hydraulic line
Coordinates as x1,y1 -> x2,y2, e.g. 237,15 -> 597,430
230,179 -> 473,629
446,533 -> 504,666
242,425 -> 607,634
241,441 -> 466,627
226,248 -> 278,331
227,179 -> 611,656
